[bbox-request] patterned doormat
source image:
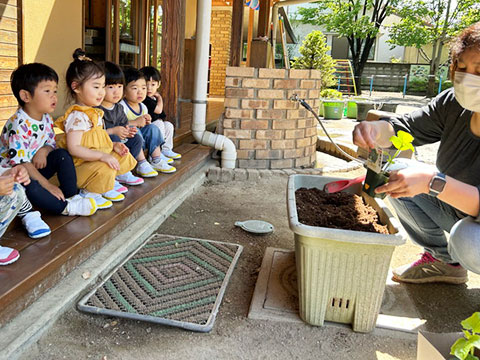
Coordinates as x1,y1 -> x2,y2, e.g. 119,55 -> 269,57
78,234 -> 243,332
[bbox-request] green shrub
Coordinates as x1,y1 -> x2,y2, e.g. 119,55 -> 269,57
320,89 -> 343,99
291,30 -> 337,90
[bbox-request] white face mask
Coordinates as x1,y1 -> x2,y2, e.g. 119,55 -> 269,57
454,71 -> 480,113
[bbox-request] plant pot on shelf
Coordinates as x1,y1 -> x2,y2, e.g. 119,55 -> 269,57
378,102 -> 399,113
363,168 -> 389,199
356,100 -> 376,121
287,174 -> 406,333
346,97 -> 367,119
322,100 -> 344,120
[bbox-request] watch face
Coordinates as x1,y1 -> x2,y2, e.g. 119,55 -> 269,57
431,176 -> 446,192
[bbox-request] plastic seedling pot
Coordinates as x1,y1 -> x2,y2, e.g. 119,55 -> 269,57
363,168 -> 389,199
287,174 -> 406,333
319,99 -> 324,117
323,100 -> 344,120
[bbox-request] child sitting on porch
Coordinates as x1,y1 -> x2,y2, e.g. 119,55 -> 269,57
140,66 -> 182,161
119,67 -> 176,174
55,49 -> 137,209
97,62 -> 157,181
0,165 -> 30,264
0,63 -> 98,238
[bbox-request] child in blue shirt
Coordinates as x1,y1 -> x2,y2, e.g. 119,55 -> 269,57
119,67 -> 175,174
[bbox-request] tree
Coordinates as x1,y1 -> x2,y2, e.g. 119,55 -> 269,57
297,0 -> 399,94
291,30 -> 337,90
387,0 -> 480,96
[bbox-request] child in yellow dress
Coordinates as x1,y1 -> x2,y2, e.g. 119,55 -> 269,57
55,49 -> 137,209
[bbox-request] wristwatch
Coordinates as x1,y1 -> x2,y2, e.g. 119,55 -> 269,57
428,172 -> 446,197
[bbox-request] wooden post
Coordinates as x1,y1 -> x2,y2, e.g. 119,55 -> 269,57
229,0 -> 244,66
246,8 -> 254,66
257,0 -> 270,37
161,0 -> 186,126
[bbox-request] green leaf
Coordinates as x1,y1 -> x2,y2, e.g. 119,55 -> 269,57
389,130 -> 415,152
451,338 -> 472,359
463,313 -> 480,334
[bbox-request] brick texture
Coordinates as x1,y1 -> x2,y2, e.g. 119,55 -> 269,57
209,8 -> 233,96
222,65 -> 319,169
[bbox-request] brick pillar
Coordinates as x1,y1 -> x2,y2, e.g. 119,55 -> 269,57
223,67 -> 322,169
209,7 -> 232,97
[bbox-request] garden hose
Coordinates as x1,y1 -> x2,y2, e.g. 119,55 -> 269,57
290,94 -> 367,166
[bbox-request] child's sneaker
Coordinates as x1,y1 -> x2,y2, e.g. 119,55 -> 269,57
102,189 -> 125,202
150,154 -> 173,164
64,194 -> 97,216
114,180 -> 129,193
21,211 -> 51,239
116,171 -> 144,185
162,149 -> 182,160
0,246 -> 19,265
136,161 -> 158,178
151,158 -> 176,173
80,190 -> 113,209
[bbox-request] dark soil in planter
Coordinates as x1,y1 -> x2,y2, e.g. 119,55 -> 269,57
295,188 -> 389,234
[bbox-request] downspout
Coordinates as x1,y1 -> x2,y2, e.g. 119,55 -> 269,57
192,0 -> 237,168
271,0 -> 318,62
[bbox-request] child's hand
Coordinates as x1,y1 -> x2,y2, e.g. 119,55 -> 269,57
135,116 -> 147,128
44,183 -> 65,201
32,148 -> 49,169
9,165 -> 30,185
113,142 -> 129,157
100,153 -> 120,170
127,126 -> 137,138
0,175 -> 14,196
115,126 -> 129,140
143,114 -> 152,125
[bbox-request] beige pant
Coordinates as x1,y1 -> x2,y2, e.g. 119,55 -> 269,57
152,119 -> 174,152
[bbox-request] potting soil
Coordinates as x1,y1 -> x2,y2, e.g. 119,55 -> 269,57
295,188 -> 389,234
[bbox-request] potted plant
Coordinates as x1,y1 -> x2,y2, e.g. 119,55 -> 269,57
320,89 -> 344,119
346,96 -> 368,119
450,312 -> 480,359
363,130 -> 415,198
287,174 -> 406,333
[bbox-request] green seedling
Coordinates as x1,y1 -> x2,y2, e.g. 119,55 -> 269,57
382,130 -> 414,172
451,312 -> 480,360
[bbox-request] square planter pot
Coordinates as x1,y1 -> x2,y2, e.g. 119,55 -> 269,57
287,174 -> 406,333
346,97 -> 367,119
322,100 -> 345,120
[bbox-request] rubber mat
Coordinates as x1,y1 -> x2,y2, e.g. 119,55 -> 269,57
78,234 -> 243,332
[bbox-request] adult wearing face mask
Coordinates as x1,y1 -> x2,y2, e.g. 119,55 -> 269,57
352,21 -> 480,285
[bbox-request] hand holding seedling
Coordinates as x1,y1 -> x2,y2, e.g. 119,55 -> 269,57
374,131 -> 436,198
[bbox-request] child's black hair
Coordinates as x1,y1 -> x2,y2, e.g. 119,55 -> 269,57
139,66 -> 161,82
123,67 -> 147,85
66,48 -> 104,97
103,61 -> 125,86
10,63 -> 59,107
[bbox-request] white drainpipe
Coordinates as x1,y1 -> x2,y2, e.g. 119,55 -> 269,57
271,0 -> 318,61
193,0 -> 237,169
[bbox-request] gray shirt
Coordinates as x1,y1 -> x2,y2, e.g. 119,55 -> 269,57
386,88 -> 480,190
97,103 -> 128,129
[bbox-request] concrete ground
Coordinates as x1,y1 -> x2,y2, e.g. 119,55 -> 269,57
20,93 -> 480,360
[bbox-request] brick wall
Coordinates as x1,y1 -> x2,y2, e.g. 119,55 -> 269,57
0,0 -> 20,127
223,67 -> 320,169
209,7 -> 232,97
